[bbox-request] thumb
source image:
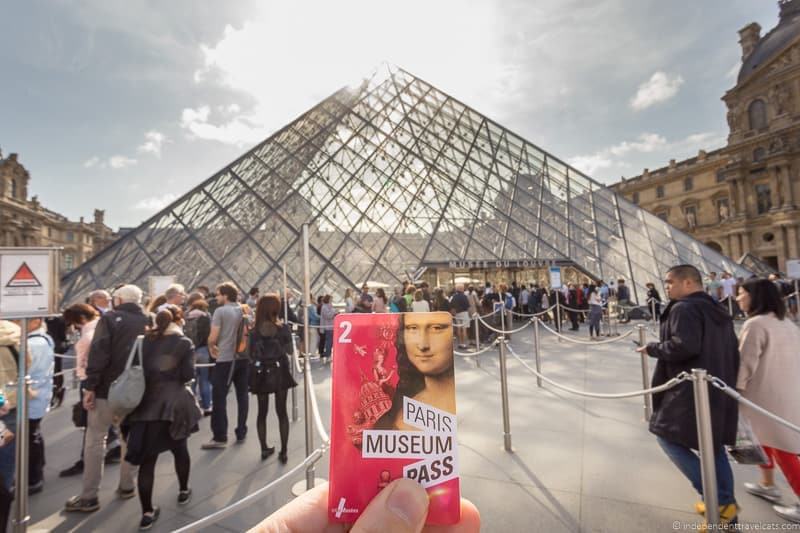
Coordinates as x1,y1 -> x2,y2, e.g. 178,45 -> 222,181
352,478 -> 429,533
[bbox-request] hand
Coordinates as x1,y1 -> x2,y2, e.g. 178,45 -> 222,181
635,345 -> 648,354
250,478 -> 480,533
83,390 -> 96,411
209,345 -> 220,359
0,430 -> 14,448
0,404 -> 9,417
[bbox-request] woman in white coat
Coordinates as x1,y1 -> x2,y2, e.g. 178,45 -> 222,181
736,278 -> 800,523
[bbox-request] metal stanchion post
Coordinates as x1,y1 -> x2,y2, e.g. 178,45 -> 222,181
533,317 -> 542,388
692,369 -> 720,527
650,299 -> 656,324
13,318 -> 29,532
727,296 -> 733,318
794,280 -> 799,324
498,337 -> 513,452
473,316 -> 481,368
284,264 -> 298,422
637,325 -> 652,421
290,224 -> 325,496
290,333 -> 299,422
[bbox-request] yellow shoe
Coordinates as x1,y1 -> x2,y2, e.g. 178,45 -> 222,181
697,503 -> 739,528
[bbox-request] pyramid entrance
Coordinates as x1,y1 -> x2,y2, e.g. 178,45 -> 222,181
61,65 -> 749,304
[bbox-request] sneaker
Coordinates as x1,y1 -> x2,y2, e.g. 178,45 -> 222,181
201,439 -> 227,449
774,503 -> 800,524
64,495 -> 100,513
28,480 -> 44,495
745,482 -> 782,503
694,502 -> 740,521
177,488 -> 192,506
59,460 -> 84,478
203,409 -> 213,417
116,486 -> 136,500
139,507 -> 160,530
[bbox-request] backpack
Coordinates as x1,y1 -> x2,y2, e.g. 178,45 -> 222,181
504,293 -> 515,310
249,329 -> 285,362
184,317 -> 200,346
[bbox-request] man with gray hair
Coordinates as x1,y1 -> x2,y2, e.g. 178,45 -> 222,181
157,283 -> 186,312
88,289 -> 112,315
65,284 -> 149,513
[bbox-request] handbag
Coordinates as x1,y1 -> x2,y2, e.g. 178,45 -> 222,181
726,415 -> 769,465
235,306 -> 249,359
108,335 -> 145,418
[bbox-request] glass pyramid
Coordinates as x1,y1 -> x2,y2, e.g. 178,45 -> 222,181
61,65 -> 750,304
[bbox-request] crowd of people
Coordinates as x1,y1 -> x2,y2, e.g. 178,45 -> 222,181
0,265 -> 798,529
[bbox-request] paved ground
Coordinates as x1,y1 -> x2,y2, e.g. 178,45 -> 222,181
26,319 -> 800,532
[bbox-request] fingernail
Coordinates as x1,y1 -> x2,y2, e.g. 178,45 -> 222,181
386,480 -> 428,527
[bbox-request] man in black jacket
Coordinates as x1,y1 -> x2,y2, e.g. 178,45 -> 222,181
65,284 -> 150,513
637,264 -> 739,525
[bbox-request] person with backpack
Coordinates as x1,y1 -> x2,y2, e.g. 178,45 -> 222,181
25,317 -> 55,494
248,294 -> 297,463
320,295 -> 336,361
65,284 -> 148,514
185,298 -> 212,416
203,282 -> 250,449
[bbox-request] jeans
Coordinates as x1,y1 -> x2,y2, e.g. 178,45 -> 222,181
192,346 -> 213,410
323,329 -> 333,358
210,359 -> 249,442
28,417 -> 44,486
657,436 -> 735,505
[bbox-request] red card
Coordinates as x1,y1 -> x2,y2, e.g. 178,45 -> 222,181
328,312 -> 460,525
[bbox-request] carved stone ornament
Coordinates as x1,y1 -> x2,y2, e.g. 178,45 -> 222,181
769,83 -> 792,115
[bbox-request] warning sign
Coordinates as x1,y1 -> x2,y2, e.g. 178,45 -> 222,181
6,262 -> 42,288
0,248 -> 59,319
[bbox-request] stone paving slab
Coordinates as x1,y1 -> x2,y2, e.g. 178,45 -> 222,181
25,320 -> 798,532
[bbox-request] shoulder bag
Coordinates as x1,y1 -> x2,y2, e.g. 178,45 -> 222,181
108,335 -> 145,418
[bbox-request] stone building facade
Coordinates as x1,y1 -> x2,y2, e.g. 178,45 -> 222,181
612,0 -> 800,273
0,151 -> 116,273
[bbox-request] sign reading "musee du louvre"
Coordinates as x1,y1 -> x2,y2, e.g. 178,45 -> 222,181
444,259 -> 562,269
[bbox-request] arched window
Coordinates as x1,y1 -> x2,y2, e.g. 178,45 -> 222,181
748,99 -> 767,130
705,241 -> 723,254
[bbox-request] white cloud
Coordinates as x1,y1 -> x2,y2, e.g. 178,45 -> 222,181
630,71 -> 685,111
180,104 -> 264,146
109,155 -> 137,169
569,131 -> 721,178
83,156 -> 101,168
133,193 -> 178,211
137,130 -> 167,157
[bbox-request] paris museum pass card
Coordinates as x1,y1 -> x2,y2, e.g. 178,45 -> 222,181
328,312 -> 460,525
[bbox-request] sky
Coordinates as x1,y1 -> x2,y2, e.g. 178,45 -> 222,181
0,0 -> 779,230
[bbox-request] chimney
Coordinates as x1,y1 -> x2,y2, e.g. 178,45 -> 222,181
698,149 -> 707,161
738,22 -> 761,61
94,209 -> 105,226
669,159 -> 677,170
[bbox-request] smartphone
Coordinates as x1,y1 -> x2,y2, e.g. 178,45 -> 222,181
632,340 -> 642,347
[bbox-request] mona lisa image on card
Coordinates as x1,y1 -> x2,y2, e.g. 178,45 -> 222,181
328,311 -> 459,525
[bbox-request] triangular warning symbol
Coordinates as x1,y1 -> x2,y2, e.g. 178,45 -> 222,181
6,262 -> 42,288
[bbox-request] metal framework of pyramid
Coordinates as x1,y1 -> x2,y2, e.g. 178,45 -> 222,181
62,65 -> 750,304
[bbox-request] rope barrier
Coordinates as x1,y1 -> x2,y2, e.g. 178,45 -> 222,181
476,314 -> 532,335
537,320 -> 635,345
305,361 -> 330,444
171,445 -> 328,533
707,376 -> 800,436
454,340 -> 499,358
53,353 -> 77,359
505,343 -> 691,399
509,304 -> 556,318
